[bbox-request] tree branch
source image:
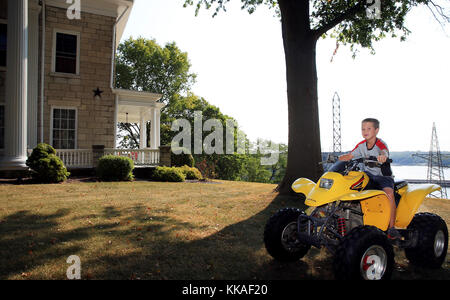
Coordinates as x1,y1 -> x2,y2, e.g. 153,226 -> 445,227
312,1 -> 367,39
427,0 -> 450,32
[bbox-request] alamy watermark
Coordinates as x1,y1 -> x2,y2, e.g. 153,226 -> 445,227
66,255 -> 81,279
171,111 -> 279,166
66,0 -> 81,20
364,254 -> 382,280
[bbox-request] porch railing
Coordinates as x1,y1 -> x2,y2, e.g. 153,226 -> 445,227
57,149 -> 93,168
104,148 -> 160,166
26,148 -> 160,169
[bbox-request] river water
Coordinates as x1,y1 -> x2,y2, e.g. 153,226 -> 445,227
391,165 -> 450,180
391,165 -> 449,197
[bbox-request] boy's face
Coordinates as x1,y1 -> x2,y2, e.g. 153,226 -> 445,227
361,121 -> 379,141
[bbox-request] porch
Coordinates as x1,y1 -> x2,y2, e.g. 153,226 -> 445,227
26,146 -> 171,170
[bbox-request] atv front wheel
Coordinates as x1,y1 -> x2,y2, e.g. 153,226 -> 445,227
264,208 -> 311,262
405,212 -> 448,269
333,225 -> 395,280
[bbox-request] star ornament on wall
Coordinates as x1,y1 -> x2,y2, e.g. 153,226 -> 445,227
93,87 -> 104,99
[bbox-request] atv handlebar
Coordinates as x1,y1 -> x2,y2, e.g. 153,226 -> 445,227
319,155 -> 392,167
352,156 -> 393,168
322,156 -> 393,175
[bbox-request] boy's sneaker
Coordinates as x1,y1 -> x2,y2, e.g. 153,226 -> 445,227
386,227 -> 402,240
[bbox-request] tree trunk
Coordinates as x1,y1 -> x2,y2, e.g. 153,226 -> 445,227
276,0 -> 323,195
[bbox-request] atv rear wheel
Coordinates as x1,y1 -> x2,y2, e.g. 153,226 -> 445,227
404,212 -> 448,269
264,208 -> 311,262
333,225 -> 395,280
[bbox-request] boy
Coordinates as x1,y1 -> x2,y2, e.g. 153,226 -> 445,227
339,118 -> 401,239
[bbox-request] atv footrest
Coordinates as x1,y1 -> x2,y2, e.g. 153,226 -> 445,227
297,215 -> 327,249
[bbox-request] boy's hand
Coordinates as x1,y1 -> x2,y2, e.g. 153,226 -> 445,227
339,153 -> 354,161
377,155 -> 388,164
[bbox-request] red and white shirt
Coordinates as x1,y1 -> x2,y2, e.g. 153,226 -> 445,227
351,138 -> 390,177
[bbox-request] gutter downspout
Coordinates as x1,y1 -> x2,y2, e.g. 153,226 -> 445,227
110,5 -> 129,90
40,0 -> 45,143
111,5 -> 129,149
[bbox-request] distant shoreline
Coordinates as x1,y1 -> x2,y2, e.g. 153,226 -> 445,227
322,151 -> 450,166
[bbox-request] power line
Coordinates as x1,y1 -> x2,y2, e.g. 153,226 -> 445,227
412,122 -> 447,199
332,92 -> 342,155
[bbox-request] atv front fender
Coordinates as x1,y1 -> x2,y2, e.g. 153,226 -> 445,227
291,178 -> 316,197
395,184 -> 441,229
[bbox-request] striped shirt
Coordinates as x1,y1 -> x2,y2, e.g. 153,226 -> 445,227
351,138 -> 390,177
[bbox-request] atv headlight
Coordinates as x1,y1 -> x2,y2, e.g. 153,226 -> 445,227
319,178 -> 334,190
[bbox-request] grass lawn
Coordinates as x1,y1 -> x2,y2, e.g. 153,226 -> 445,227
0,178 -> 449,280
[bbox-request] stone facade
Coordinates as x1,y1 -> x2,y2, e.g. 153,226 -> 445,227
0,0 -> 165,176
41,5 -> 116,149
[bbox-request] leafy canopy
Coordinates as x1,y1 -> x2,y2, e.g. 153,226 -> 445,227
116,37 -> 196,105
184,0 -> 449,55
115,37 -> 197,148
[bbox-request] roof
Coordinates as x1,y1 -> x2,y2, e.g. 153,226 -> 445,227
45,0 -> 134,47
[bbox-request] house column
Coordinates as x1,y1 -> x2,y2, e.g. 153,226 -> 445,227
113,95 -> 119,148
155,107 -> 160,148
27,1 -> 41,149
149,106 -> 161,149
139,112 -> 147,149
150,107 -> 157,149
0,0 -> 28,171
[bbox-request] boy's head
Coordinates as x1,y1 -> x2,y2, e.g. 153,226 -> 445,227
361,118 -> 380,141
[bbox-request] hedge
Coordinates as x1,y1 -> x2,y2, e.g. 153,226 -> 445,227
152,166 -> 186,182
26,143 -> 70,183
178,165 -> 203,180
97,155 -> 134,181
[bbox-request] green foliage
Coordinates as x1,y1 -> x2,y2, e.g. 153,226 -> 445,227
184,0 -> 278,17
26,143 -> 70,183
192,142 -> 286,184
97,155 -> 135,181
162,93 -> 238,147
193,153 -> 246,181
268,143 -> 287,183
171,146 -> 195,167
178,165 -> 203,180
239,154 -> 273,183
152,166 -> 186,182
115,37 -> 197,149
194,157 -> 217,179
116,37 -> 196,105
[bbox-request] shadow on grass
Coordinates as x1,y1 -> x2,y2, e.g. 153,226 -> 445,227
1,193 -> 449,280
0,208 -> 120,279
70,194 -> 331,279
85,193 -> 450,280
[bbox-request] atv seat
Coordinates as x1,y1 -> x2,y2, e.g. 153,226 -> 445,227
394,179 -> 408,207
394,179 -> 408,190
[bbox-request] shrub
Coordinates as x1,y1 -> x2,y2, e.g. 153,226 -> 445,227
97,155 -> 134,181
195,157 -> 217,179
171,147 -> 195,167
178,165 -> 203,180
152,166 -> 186,182
26,143 -> 70,183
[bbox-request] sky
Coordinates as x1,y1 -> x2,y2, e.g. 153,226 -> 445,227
121,0 -> 450,152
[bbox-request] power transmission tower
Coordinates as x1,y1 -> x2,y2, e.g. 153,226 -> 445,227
332,92 -> 342,155
412,123 -> 447,199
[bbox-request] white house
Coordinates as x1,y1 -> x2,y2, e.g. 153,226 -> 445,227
0,0 -> 166,175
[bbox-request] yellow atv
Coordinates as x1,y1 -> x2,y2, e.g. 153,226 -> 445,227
264,157 -> 448,280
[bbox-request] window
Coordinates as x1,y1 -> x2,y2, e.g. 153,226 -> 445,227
52,108 -> 76,149
53,31 -> 79,74
0,104 -> 4,149
0,23 -> 6,67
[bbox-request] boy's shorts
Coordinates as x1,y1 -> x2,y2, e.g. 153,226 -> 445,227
365,174 -> 394,190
